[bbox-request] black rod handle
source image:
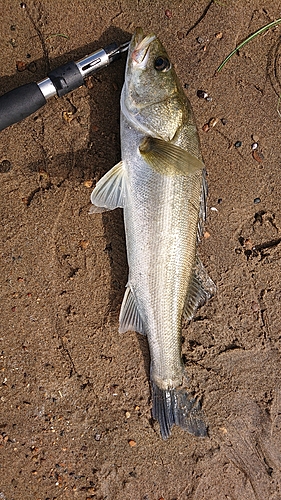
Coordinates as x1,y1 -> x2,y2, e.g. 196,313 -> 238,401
0,82 -> 46,131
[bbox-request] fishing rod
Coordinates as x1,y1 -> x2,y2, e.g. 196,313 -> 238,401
0,40 -> 130,132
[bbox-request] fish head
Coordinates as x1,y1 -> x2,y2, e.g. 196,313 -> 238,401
122,27 -> 187,141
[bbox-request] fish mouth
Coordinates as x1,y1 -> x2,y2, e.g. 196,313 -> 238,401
130,27 -> 156,68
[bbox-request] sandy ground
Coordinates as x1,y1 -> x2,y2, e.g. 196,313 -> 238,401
1,1 -> 281,499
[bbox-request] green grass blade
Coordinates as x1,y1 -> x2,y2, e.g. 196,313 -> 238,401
217,18 -> 281,72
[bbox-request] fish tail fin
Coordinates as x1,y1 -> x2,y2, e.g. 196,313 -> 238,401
152,382 -> 207,440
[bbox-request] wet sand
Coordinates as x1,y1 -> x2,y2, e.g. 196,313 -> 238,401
1,1 -> 281,498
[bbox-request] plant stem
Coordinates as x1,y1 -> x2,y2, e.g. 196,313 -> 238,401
217,18 -> 281,72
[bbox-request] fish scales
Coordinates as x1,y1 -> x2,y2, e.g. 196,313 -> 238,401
90,28 -> 215,439
122,126 -> 202,388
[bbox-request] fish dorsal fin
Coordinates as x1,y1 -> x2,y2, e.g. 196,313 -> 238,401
183,258 -> 216,321
139,136 -> 204,176
89,161 -> 126,213
119,285 -> 146,335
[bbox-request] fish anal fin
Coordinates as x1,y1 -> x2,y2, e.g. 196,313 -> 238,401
119,285 -> 146,335
139,136 -> 204,177
152,382 -> 207,439
90,161 -> 126,214
183,257 -> 216,321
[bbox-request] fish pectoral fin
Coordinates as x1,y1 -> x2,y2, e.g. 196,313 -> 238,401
183,257 -> 216,321
139,136 -> 204,176
89,161 -> 126,213
119,285 -> 146,335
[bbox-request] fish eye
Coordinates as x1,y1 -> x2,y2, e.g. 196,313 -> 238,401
154,56 -> 171,72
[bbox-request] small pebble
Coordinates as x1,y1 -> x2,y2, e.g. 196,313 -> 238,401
125,411 -> 131,419
85,76 -> 94,89
197,89 -> 208,99
20,2 -> 26,8
0,160 -> 12,173
79,240 -> 90,250
252,150 -> 264,163
254,197 -> 261,204
210,207 -> 218,212
84,180 -> 93,188
27,61 -> 37,73
251,301 -> 260,312
197,37 -> 204,44
62,111 -> 75,123
10,38 -> 17,48
128,439 -> 136,447
221,118 -> 227,125
16,60 -> 27,72
251,142 -> 258,150
164,9 -> 172,19
244,239 -> 253,250
208,117 -> 218,128
204,231 -> 211,239
134,405 -> 140,411
218,198 -> 222,204
206,96 -> 212,102
202,123 -> 209,132
252,134 -> 259,142
215,32 -> 223,39
86,488 -> 96,495
234,141 -> 242,148
184,83 -> 189,89
177,31 -> 185,40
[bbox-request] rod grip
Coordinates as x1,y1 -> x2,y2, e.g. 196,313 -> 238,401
0,82 -> 46,131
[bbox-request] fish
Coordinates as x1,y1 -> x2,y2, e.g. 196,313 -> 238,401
90,28 -> 215,439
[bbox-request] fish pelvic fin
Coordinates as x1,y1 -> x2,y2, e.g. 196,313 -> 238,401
183,257 -> 216,321
119,285 -> 146,335
152,382 -> 207,440
89,161 -> 126,213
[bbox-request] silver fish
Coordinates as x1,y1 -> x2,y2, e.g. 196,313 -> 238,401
90,28 -> 215,439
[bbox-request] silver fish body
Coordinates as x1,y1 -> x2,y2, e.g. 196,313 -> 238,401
120,114 -> 201,389
90,28 -> 215,439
